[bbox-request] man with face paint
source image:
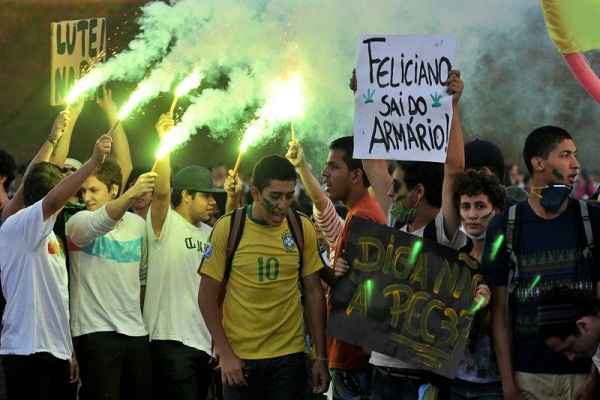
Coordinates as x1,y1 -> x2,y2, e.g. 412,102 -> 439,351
449,170 -> 505,399
360,70 -> 468,400
198,155 -> 329,400
483,126 -> 600,400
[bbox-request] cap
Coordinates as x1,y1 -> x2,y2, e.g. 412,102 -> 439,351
172,166 -> 225,194
464,139 -> 505,180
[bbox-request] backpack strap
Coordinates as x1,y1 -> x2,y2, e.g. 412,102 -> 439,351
286,209 -> 305,276
506,204 -> 520,295
224,207 -> 247,284
579,200 -> 594,260
423,220 -> 437,243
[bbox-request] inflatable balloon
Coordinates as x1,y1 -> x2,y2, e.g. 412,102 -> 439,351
540,0 -> 600,103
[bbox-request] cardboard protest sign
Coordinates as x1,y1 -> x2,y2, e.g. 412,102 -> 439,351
353,34 -> 456,163
50,18 -> 107,106
327,217 -> 480,379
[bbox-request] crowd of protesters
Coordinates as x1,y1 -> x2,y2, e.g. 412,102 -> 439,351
1,69 -> 600,400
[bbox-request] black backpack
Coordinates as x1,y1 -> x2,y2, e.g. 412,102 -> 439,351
505,199 -> 595,299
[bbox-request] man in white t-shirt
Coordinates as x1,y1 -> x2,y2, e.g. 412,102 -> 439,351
0,135 -> 111,400
144,114 -> 223,400
66,159 -> 156,400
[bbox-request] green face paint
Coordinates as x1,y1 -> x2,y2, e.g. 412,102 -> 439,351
552,168 -> 565,181
262,196 -> 277,212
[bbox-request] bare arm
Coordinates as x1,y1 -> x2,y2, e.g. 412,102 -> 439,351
492,286 -> 520,399
50,101 -> 84,166
97,87 -> 133,192
43,135 -> 112,221
2,112 -> 70,222
105,172 -> 156,221
362,159 -> 392,215
286,140 -> 329,211
198,275 -> 247,386
303,272 -> 330,394
151,114 -> 173,236
441,70 -> 465,241
224,171 -> 243,213
302,273 -> 327,359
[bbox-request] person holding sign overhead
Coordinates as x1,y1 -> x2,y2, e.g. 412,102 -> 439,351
357,69 -> 468,399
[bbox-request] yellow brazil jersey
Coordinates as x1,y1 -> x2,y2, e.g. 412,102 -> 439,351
199,206 -> 324,360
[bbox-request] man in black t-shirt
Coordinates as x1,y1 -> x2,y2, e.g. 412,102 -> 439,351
483,126 -> 600,400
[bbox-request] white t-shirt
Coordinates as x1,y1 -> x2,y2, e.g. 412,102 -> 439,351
143,208 -> 212,354
370,210 -> 467,369
0,200 -> 72,360
67,207 -> 147,337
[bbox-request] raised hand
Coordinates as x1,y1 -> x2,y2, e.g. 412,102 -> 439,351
91,134 -> 112,165
444,69 -> 463,105
155,113 -> 175,139
126,172 -> 157,200
286,140 -> 305,168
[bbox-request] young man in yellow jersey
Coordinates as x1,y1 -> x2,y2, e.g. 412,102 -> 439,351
198,155 -> 330,400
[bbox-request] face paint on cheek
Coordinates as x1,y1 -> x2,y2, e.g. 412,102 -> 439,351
262,197 -> 277,213
552,168 -> 565,181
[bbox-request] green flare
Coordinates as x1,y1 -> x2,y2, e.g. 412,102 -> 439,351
408,240 -> 423,265
470,297 -> 486,314
490,234 -> 505,261
365,279 -> 374,300
528,275 -> 541,291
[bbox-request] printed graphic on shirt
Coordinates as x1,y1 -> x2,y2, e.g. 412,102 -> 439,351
282,231 -> 296,252
256,256 -> 280,282
69,236 -> 143,263
184,237 -> 209,254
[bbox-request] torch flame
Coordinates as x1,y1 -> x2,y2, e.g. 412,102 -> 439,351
238,73 -> 304,153
66,69 -> 104,105
155,126 -> 187,159
117,82 -> 154,120
175,69 -> 203,97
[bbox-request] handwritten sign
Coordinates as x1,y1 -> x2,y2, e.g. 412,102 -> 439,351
50,18 -> 107,106
353,34 -> 456,163
327,218 -> 479,379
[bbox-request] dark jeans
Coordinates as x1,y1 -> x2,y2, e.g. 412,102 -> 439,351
448,379 -> 503,400
3,352 -> 77,400
150,340 -> 214,400
371,366 -> 449,400
75,331 -> 152,400
330,367 -> 371,400
223,352 -> 306,400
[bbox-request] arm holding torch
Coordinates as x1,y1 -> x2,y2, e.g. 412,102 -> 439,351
98,87 -> 133,193
51,100 -> 84,167
286,140 -> 329,212
151,114 -> 174,237
224,170 -> 243,213
2,110 -> 70,222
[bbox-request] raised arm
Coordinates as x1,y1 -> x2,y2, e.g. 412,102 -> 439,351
362,159 -> 393,215
151,114 -> 173,236
224,171 -> 243,213
2,111 -> 70,222
50,100 -> 84,166
441,70 -> 465,241
105,171 -> 156,222
42,134 -> 112,221
97,87 -> 133,192
286,140 -> 329,211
